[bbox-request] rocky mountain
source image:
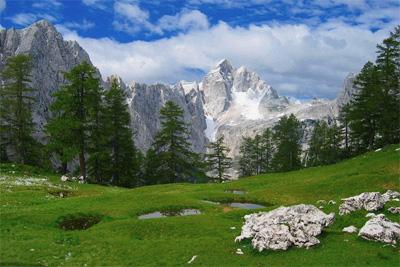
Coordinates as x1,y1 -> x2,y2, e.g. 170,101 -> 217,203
0,20 -> 94,143
0,20 -> 356,175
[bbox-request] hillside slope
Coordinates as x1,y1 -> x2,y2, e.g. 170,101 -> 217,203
0,145 -> 399,266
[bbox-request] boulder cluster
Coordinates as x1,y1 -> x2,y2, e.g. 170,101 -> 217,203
236,190 -> 400,252
235,204 -> 335,251
339,190 -> 400,215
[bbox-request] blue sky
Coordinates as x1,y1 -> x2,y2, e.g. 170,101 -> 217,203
1,0 -> 399,99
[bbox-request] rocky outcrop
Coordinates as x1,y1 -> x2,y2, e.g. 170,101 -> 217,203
339,190 -> 400,215
0,20 -> 97,145
358,214 -> 400,244
235,204 -> 335,251
336,73 -> 357,108
126,81 -> 207,153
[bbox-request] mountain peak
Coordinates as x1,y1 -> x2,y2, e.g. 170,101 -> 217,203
214,58 -> 233,72
29,19 -> 56,30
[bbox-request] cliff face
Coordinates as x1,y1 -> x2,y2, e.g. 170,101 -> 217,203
1,20 -> 356,175
0,20 -> 94,143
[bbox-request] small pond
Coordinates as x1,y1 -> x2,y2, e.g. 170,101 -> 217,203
228,202 -> 266,209
138,209 -> 201,220
225,190 -> 246,195
202,200 -> 266,209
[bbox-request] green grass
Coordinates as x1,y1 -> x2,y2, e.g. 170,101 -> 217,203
1,145 -> 399,266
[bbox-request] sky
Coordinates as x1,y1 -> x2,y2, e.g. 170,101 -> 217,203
0,0 -> 399,99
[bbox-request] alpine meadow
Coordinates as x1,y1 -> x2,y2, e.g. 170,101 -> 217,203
0,1 -> 399,266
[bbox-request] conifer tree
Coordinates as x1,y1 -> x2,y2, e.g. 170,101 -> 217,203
271,114 -> 302,172
149,101 -> 204,184
239,136 -> 255,177
206,135 -> 232,182
345,62 -> 381,152
0,54 -> 38,164
306,121 -> 342,167
375,26 -> 400,144
102,78 -> 139,187
47,61 -> 100,179
260,128 -> 274,173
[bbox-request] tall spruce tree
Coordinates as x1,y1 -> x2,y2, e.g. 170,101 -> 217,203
0,54 -> 38,164
306,121 -> 342,167
239,136 -> 255,177
345,62 -> 381,152
47,61 -> 100,179
102,78 -> 140,187
260,128 -> 274,173
271,114 -> 302,172
206,135 -> 232,182
149,101 -> 204,184
375,26 -> 400,145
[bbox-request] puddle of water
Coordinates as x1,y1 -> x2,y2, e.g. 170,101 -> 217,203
138,209 -> 201,220
201,200 -> 220,205
228,202 -> 265,209
225,190 -> 246,195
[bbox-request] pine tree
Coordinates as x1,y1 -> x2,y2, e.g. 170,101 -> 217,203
47,61 -> 100,179
345,62 -> 381,152
306,120 -> 342,167
102,78 -> 139,187
375,26 -> 400,145
260,128 -> 274,173
239,136 -> 255,177
0,54 -> 38,164
206,135 -> 232,182
149,101 -> 205,184
271,114 -> 302,172
86,78 -> 108,184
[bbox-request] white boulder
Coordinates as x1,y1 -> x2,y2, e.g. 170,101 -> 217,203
235,204 -> 335,251
388,207 -> 400,214
339,190 -> 400,215
366,213 -> 376,218
60,175 -> 69,182
358,214 -> 400,244
342,226 -> 358,233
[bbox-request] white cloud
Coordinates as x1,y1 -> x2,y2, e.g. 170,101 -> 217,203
112,2 -> 209,35
0,0 -> 6,13
9,13 -> 57,26
64,19 -> 95,31
32,0 -> 62,9
82,0 -> 108,9
59,21 -> 394,99
157,9 -> 210,32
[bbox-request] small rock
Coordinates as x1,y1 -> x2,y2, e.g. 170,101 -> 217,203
236,248 -> 244,255
375,148 -> 382,152
344,239 -> 349,242
187,255 -> 197,264
328,200 -> 336,205
319,206 -> 324,209
60,175 -> 69,182
230,227 -> 236,230
317,200 -> 326,205
30,248 -> 35,251
358,214 -> 400,244
342,226 -> 358,233
366,213 -> 376,218
388,207 -> 400,214
395,147 -> 400,151
392,198 -> 400,202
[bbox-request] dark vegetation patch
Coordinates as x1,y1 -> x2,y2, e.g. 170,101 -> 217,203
57,213 -> 103,230
47,189 -> 74,198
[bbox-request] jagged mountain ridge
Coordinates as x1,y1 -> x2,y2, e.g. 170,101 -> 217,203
0,20 -> 357,173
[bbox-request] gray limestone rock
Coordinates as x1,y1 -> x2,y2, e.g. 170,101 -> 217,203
235,204 -> 335,251
358,214 -> 400,244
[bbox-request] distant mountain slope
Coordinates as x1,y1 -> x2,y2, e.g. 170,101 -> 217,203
0,20 -> 358,172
